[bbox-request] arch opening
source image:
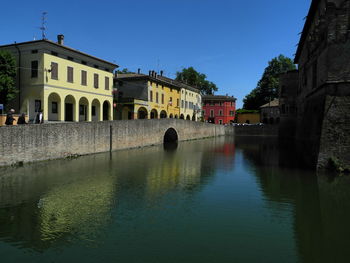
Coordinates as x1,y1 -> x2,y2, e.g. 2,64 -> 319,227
103,101 -> 110,121
150,109 -> 158,119
138,107 -> 148,119
164,128 -> 178,143
64,95 -> 76,122
160,110 -> 167,119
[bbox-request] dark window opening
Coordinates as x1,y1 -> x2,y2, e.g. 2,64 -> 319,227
52,102 -> 58,114
51,51 -> 58,56
31,50 -> 38,54
31,60 -> 38,78
67,56 -> 74,61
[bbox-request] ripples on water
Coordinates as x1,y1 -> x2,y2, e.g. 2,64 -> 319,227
0,136 -> 350,262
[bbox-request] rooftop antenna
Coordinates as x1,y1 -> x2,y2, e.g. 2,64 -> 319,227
40,11 -> 48,40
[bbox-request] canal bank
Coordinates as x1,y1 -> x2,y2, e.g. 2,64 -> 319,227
0,119 -> 226,167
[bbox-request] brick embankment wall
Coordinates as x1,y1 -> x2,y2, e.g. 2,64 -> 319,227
234,125 -> 279,136
0,119 -> 225,167
317,95 -> 350,170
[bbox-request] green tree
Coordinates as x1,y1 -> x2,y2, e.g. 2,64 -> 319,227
0,50 -> 17,109
175,67 -> 218,95
117,68 -> 134,74
243,55 -> 296,110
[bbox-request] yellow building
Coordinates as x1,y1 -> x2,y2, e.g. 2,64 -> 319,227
114,71 -> 182,120
0,35 -> 117,122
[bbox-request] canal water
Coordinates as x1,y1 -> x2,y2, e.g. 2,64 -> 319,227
0,136 -> 350,263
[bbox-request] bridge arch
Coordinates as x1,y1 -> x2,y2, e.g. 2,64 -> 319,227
163,127 -> 178,143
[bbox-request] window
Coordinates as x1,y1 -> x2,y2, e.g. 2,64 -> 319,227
51,51 -> 58,56
210,110 -> 214,117
181,100 -> 184,108
150,91 -> 153,102
35,100 -> 41,112
229,111 -> 235,116
105,77 -> 109,90
219,120 -> 223,124
169,97 -> 172,106
81,70 -> 87,86
94,73 -> 99,88
31,61 -> 38,78
156,92 -> 159,103
31,50 -> 38,54
92,106 -> 96,116
51,62 -> 58,80
81,60 -> 87,65
94,65 -> 99,69
67,56 -> 74,61
67,66 -> 74,83
79,105 -> 85,115
185,101 -> 188,109
219,110 -> 223,116
52,102 -> 58,114
161,94 -> 164,104
177,99 -> 179,107
219,102 -> 223,106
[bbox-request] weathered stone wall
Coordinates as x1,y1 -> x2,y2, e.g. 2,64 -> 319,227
0,119 -> 225,167
317,95 -> 350,169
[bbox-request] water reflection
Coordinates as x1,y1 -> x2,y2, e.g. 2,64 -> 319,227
0,136 -> 350,262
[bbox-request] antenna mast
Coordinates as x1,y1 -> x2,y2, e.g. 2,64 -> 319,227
40,11 -> 48,40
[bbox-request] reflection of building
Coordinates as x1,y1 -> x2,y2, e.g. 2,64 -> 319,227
0,35 -> 117,122
202,95 -> 236,124
114,71 -> 201,120
260,99 -> 280,124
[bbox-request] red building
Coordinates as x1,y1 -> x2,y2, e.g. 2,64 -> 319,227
202,95 -> 236,125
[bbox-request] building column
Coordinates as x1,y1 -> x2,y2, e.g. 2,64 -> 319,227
41,92 -> 48,122
87,100 -> 92,122
109,100 -> 113,121
59,99 -> 65,121
74,100 -> 79,122
99,100 -> 103,121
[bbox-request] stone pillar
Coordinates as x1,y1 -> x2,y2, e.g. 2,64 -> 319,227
59,99 -> 64,121
99,101 -> 103,121
41,92 -> 48,122
74,100 -> 79,122
87,100 -> 92,122
109,101 -> 113,121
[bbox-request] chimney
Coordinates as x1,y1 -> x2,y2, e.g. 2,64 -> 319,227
149,70 -> 152,76
151,70 -> 155,77
160,70 -> 163,76
57,34 -> 64,45
154,72 -> 157,78
138,68 -> 141,74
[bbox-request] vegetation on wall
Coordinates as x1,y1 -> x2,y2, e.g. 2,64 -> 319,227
0,50 -> 17,109
243,55 -> 296,110
175,67 -> 218,95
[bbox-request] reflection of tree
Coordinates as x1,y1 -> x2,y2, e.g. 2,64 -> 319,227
235,136 -> 350,263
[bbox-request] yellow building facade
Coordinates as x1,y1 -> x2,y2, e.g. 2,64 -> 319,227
0,36 -> 117,122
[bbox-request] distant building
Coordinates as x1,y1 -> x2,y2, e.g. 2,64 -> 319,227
0,35 -> 117,122
114,71 -> 201,120
280,0 -> 350,169
260,99 -> 280,124
202,95 -> 236,125
236,112 -> 260,124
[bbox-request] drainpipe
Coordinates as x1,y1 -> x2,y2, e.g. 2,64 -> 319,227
14,43 -> 21,112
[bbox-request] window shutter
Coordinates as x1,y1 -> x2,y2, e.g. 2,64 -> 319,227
51,62 -> 58,80
105,76 -> 109,90
81,70 -> 87,85
67,67 -> 73,83
94,73 -> 99,88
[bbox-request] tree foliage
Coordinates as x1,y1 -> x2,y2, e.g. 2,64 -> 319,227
175,67 -> 218,95
0,51 -> 17,109
243,55 -> 296,110
117,68 -> 134,74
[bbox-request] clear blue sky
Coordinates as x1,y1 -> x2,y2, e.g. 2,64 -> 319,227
0,0 -> 310,108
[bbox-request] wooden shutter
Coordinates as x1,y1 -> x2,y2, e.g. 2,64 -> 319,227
51,62 -> 58,80
81,70 -> 87,86
94,73 -> 99,88
67,66 -> 73,83
105,76 -> 109,90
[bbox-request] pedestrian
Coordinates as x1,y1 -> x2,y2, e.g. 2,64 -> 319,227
17,113 -> 27,125
34,110 -> 44,124
5,109 -> 16,125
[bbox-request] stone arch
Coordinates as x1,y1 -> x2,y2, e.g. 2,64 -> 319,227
164,127 -> 178,143
79,97 -> 89,122
160,110 -> 167,119
150,109 -> 158,119
64,95 -> 76,122
174,114 -> 178,119
169,114 -> 173,118
48,92 -> 62,121
91,99 -> 101,121
138,107 -> 148,119
186,115 -> 191,120
180,114 -> 184,119
103,100 -> 111,121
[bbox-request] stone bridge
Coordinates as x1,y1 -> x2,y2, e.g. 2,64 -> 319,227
0,119 -> 226,167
